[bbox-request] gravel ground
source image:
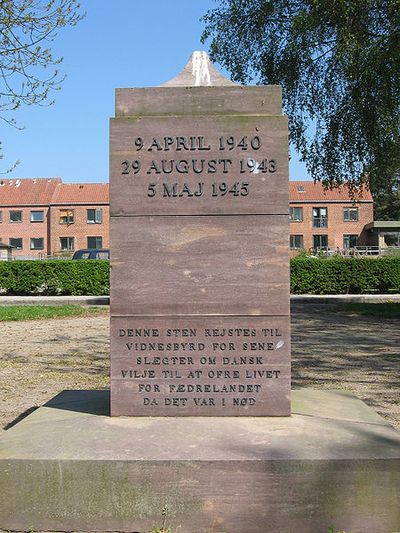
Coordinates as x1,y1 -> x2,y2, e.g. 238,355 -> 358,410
0,307 -> 399,430
0,313 -> 110,430
291,305 -> 400,430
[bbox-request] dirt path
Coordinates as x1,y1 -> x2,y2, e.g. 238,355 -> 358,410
0,308 -> 399,430
0,314 -> 110,429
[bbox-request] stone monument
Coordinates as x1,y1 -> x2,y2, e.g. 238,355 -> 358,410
110,51 -> 290,416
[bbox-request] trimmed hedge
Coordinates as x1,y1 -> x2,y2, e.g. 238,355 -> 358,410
0,257 -> 399,296
290,257 -> 400,294
0,260 -> 109,296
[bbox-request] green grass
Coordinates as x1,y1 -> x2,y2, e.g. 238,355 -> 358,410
337,302 -> 400,319
0,305 -> 108,321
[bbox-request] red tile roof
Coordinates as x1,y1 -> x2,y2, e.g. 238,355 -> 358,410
0,178 -> 372,206
0,178 -> 109,206
290,181 -> 373,202
51,183 -> 109,205
0,177 -> 61,206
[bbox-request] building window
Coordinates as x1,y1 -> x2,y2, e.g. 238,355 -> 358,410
290,235 -> 304,249
60,237 -> 75,251
289,207 -> 303,222
59,209 -> 74,224
87,208 -> 102,224
313,235 -> 328,249
9,238 -> 23,249
343,235 -> 358,249
87,236 -> 102,249
9,210 -> 22,223
343,207 -> 359,221
312,207 -> 328,228
30,238 -> 44,250
30,210 -> 44,223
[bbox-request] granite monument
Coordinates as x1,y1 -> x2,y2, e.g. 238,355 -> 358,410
110,51 -> 291,416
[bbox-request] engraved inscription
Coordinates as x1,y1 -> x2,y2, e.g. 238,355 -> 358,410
110,115 -> 289,217
117,134 -> 278,201
111,317 -> 290,416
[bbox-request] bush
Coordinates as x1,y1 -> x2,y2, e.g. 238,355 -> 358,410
0,257 -> 399,296
290,257 -> 400,294
0,260 -> 109,296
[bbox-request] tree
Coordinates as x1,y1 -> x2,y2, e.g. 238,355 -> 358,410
374,178 -> 400,219
0,0 -> 84,165
201,0 -> 400,195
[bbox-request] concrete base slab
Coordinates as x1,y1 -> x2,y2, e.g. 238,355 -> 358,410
1,389 -> 399,532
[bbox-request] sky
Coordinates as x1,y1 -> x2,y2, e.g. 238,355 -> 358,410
1,0 -> 310,183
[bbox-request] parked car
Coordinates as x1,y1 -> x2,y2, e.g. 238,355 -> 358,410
72,249 -> 110,260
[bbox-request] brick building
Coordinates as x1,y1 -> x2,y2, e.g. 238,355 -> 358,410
0,178 -> 109,257
0,177 -> 374,258
49,183 -> 109,256
289,181 -> 374,252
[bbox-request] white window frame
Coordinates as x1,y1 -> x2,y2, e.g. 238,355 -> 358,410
87,236 -> 103,249
30,238 -> 44,250
290,234 -> 304,249
289,207 -> 303,222
87,208 -> 102,224
9,210 -> 22,223
59,237 -> 75,251
343,234 -> 358,249
30,210 -> 44,223
9,237 -> 23,249
313,234 -> 328,249
343,207 -> 359,222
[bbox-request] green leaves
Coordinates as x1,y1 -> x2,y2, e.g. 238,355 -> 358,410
0,258 -> 398,296
201,0 -> 400,193
290,256 -> 400,294
0,260 -> 110,296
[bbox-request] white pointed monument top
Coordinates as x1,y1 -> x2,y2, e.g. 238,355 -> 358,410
161,51 -> 237,87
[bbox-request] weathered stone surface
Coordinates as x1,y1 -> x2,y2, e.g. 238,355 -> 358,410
110,53 -> 290,416
115,85 -> 282,117
1,389 -> 399,532
110,215 -> 289,317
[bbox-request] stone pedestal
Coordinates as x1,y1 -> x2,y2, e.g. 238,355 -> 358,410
1,389 -> 399,532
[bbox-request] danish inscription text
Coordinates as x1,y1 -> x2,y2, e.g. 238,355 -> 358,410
111,316 -> 290,416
